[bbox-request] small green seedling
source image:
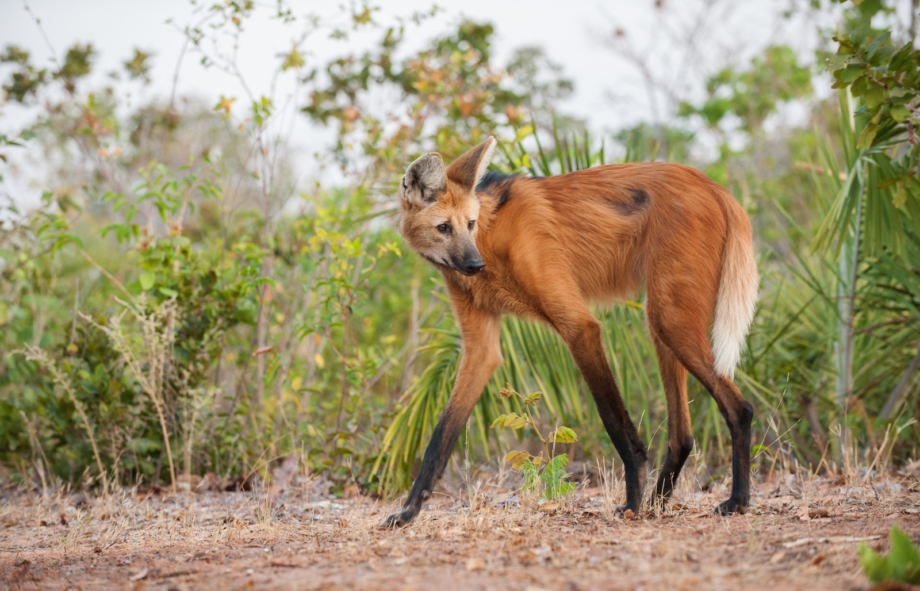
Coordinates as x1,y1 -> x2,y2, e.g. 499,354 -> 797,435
491,384 -> 578,501
860,525 -> 920,585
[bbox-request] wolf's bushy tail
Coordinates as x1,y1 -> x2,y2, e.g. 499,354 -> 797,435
711,203 -> 759,380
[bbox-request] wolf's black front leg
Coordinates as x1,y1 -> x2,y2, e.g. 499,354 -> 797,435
382,412 -> 459,528
382,303 -> 501,528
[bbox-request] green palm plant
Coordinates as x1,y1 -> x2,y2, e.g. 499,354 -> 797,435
816,26 -> 920,434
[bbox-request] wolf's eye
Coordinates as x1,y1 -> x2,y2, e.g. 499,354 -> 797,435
468,220 -> 476,231
437,223 -> 451,234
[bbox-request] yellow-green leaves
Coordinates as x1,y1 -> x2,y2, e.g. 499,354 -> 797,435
514,125 -> 534,143
251,96 -> 273,125
504,450 -> 543,469
139,271 -> 155,291
213,95 -> 235,120
549,426 -> 577,443
498,384 -> 543,405
524,391 -> 542,406
282,46 -> 305,71
491,412 -> 529,430
491,383 -> 579,502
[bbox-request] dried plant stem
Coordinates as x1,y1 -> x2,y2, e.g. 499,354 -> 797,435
22,344 -> 108,495
20,410 -> 50,495
81,299 -> 178,492
514,391 -> 550,461
78,247 -> 141,311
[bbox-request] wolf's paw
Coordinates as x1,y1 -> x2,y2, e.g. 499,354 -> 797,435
714,498 -> 747,515
380,506 -> 418,529
614,504 -> 641,519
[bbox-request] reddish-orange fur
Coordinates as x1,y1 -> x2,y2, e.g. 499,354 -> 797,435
383,139 -> 758,528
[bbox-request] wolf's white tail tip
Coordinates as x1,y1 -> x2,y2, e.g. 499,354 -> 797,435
712,208 -> 759,380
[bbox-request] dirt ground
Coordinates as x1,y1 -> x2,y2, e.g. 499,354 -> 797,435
2,468 -> 919,591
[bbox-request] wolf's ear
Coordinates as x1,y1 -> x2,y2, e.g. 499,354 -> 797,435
400,153 -> 446,206
445,137 -> 497,193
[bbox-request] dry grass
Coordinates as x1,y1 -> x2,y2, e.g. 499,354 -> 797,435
2,466 -> 919,591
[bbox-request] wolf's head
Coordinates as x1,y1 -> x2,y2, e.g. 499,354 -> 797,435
396,137 -> 497,276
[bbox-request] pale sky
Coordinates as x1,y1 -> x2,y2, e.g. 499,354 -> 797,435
0,0 -> 835,209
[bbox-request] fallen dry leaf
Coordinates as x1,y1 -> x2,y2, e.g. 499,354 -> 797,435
466,558 -> 485,571
538,502 -> 560,513
623,509 -> 635,521
810,509 -> 830,519
129,567 -> 149,582
795,506 -> 830,520
520,549 -> 539,562
812,553 -> 826,566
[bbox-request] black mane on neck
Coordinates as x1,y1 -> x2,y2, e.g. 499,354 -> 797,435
476,171 -> 520,212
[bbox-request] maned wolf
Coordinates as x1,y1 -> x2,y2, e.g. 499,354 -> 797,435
383,137 -> 758,527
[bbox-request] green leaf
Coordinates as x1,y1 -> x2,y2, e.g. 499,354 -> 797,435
139,272 -> 155,291
514,126 -> 533,143
893,179 -> 908,209
857,123 -> 878,149
751,444 -> 771,457
838,64 -> 865,84
864,83 -> 887,111
851,75 -> 869,97
890,105 -> 911,123
860,526 -> 920,584
889,526 -> 920,583
550,426 -> 577,443
159,287 -> 178,298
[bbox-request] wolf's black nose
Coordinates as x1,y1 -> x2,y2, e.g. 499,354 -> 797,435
465,259 -> 485,275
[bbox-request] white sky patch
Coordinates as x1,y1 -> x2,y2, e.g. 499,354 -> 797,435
0,0 -> 840,212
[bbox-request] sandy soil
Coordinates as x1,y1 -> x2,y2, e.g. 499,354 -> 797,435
2,470 -> 919,591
